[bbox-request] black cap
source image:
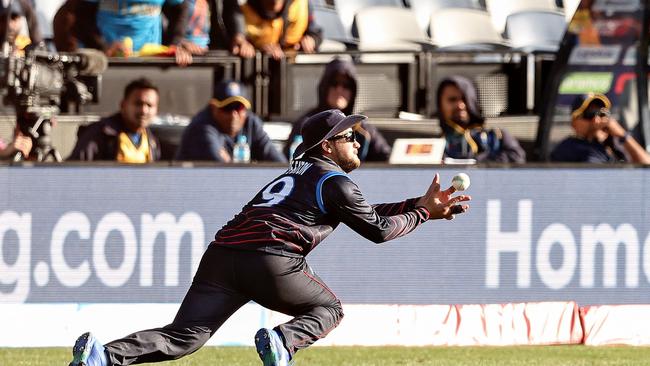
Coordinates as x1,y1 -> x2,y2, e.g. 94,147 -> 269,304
212,81 -> 251,109
571,93 -> 611,119
0,1 -> 24,16
293,109 -> 366,158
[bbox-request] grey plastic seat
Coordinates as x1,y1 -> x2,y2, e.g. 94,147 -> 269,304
562,0 -> 581,22
313,6 -> 356,46
406,0 -> 483,34
505,10 -> 567,52
430,8 -> 510,51
335,0 -> 404,42
485,0 -> 558,34
354,6 -> 430,50
354,5 -> 433,62
34,0 -> 67,39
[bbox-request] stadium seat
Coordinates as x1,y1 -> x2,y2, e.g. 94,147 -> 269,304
405,0 -> 483,34
561,0 -> 581,22
429,8 -> 510,51
293,6 -> 350,63
485,0 -> 558,34
354,6 -> 430,51
310,0 -> 335,7
353,6 -> 432,63
504,10 -> 567,52
33,0 -> 66,39
312,7 -> 357,47
335,0 -> 404,43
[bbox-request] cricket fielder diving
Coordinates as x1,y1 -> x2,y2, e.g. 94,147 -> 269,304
68,109 -> 471,366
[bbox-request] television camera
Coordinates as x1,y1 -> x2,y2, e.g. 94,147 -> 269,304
0,46 -> 107,162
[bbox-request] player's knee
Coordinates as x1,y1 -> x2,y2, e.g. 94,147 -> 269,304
331,300 -> 344,323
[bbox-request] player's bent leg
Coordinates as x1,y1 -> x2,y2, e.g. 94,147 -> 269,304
68,332 -> 108,366
276,299 -> 344,354
240,253 -> 344,357
103,325 -> 213,365
103,279 -> 248,365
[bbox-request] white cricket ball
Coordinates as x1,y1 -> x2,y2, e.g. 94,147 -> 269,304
451,173 -> 471,191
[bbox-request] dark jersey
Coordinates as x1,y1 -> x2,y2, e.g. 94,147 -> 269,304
550,136 -> 628,163
213,154 -> 430,257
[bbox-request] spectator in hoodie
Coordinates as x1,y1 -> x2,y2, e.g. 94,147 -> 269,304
216,0 -> 322,59
284,57 -> 391,161
435,76 -> 526,163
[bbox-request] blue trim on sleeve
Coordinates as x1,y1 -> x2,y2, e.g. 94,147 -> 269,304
316,172 -> 347,214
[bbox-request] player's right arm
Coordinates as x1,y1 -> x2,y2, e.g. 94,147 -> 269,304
321,175 -> 430,243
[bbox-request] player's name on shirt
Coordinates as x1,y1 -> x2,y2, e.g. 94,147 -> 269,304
285,161 -> 313,176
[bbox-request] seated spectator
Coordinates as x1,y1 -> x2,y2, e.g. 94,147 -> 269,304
436,76 -> 526,163
68,78 -> 161,162
284,57 -> 391,161
175,80 -> 286,162
0,129 -> 32,160
0,0 -> 42,53
220,0 -> 322,59
551,93 -> 650,164
69,0 -> 202,66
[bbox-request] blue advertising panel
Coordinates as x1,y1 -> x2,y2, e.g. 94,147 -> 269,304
1,166 -> 649,305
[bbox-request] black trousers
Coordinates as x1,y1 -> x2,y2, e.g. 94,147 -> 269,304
104,245 -> 343,365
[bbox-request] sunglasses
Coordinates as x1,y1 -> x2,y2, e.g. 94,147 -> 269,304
328,130 -> 356,143
220,102 -> 246,112
582,108 -> 610,120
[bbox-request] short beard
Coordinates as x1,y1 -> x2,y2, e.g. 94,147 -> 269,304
338,155 -> 360,173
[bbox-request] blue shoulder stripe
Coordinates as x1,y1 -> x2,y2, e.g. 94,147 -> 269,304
316,171 -> 347,214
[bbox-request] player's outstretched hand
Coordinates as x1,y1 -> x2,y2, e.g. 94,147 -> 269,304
415,173 -> 471,220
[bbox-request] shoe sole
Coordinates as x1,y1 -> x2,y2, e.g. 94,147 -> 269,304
69,332 -> 93,366
254,329 -> 280,366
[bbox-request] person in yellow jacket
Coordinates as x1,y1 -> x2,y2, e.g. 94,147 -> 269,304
67,78 -> 162,163
220,0 -> 322,59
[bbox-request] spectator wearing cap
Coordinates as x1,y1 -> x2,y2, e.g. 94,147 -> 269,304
551,93 -> 650,164
68,78 -> 161,162
436,76 -> 526,163
0,0 -> 42,52
175,80 -> 286,163
284,58 -> 391,162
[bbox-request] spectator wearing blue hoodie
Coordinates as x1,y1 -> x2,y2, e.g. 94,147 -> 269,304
284,58 -> 391,161
435,75 -> 526,163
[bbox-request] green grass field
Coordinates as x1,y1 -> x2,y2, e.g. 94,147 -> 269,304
3,346 -> 650,366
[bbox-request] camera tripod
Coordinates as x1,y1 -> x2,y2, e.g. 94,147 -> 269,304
12,107 -> 62,162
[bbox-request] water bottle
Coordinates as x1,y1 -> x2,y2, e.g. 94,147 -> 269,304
232,135 -> 251,163
289,135 -> 303,161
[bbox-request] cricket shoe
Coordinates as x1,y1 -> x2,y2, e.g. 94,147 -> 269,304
68,332 -> 108,366
254,328 -> 292,366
